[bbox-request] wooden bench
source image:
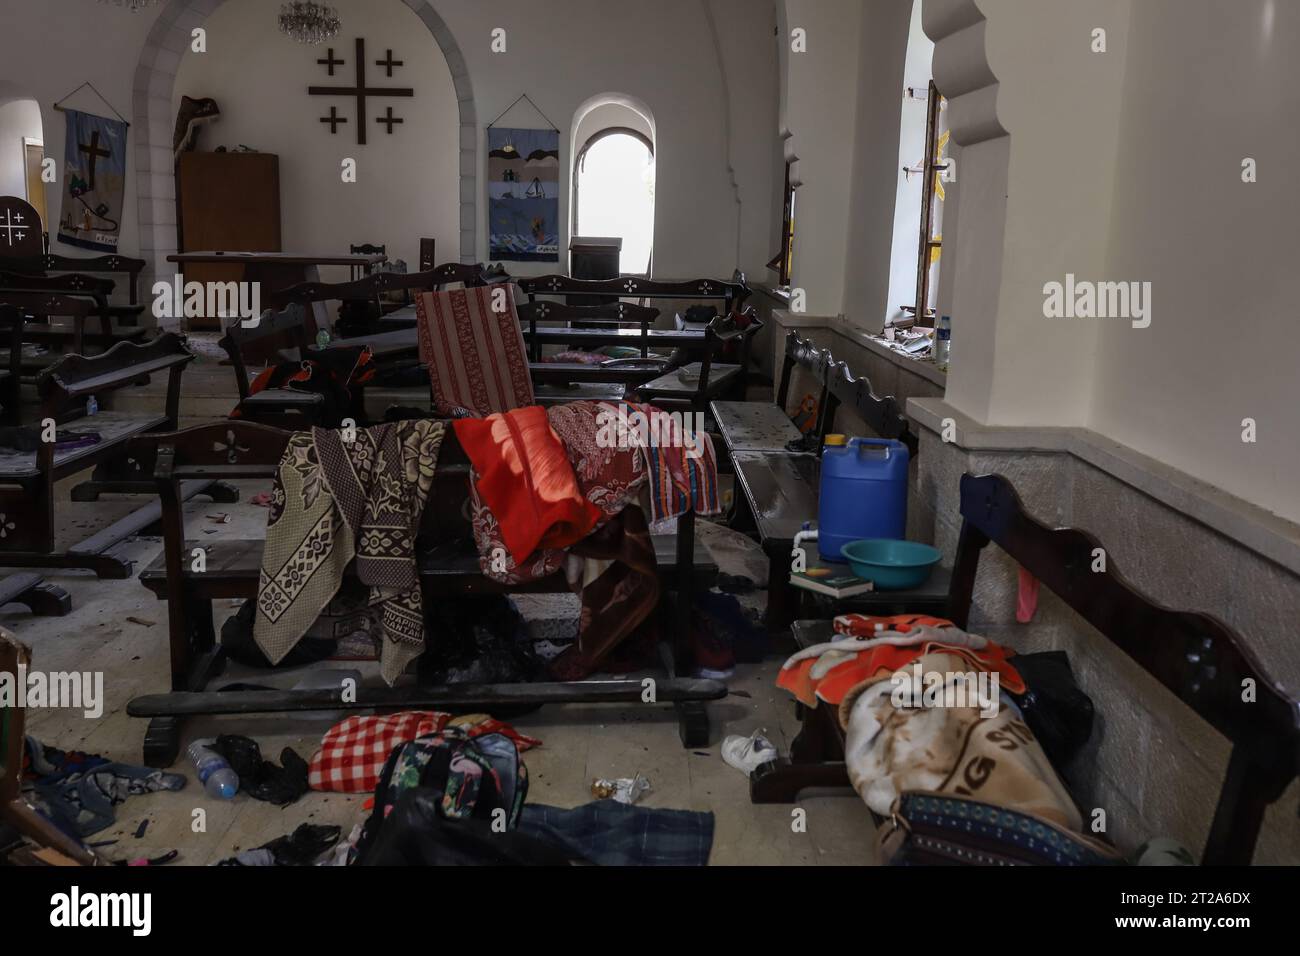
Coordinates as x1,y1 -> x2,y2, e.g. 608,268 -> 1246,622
728,359 -> 919,628
751,471 -> 1300,865
125,420 -> 726,766
3,250 -> 149,327
711,330 -> 833,457
0,332 -> 238,579
0,272 -> 147,354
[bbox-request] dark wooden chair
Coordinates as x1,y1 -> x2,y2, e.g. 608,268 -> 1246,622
218,303 -> 333,428
0,197 -> 45,261
1,628 -> 98,864
730,358 -> 920,629
751,472 -> 1300,867
125,420 -> 727,766
349,242 -> 387,280
419,238 -> 435,273
0,331 -> 238,579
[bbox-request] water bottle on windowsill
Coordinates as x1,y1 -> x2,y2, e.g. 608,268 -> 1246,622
935,315 -> 952,369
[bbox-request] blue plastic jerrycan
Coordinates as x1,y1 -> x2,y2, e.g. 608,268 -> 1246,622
817,435 -> 909,562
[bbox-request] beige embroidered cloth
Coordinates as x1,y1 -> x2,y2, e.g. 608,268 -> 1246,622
255,420 -> 446,684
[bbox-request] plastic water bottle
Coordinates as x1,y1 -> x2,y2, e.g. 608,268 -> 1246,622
187,740 -> 239,799
934,315 -> 952,368
85,394 -> 98,416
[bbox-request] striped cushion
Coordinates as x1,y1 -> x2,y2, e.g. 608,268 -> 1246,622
414,284 -> 534,416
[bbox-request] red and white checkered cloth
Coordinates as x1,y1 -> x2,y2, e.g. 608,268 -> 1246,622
308,710 -> 541,794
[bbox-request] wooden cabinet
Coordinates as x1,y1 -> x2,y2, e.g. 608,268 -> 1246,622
177,152 -> 281,329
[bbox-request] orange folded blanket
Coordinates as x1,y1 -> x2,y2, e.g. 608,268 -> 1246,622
453,406 -> 603,563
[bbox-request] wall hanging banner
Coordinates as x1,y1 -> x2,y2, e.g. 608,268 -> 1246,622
488,127 -> 559,262
58,109 -> 128,253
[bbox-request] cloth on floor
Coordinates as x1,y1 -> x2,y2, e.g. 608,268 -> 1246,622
833,612 -> 955,639
692,589 -> 769,668
465,400 -> 661,679
414,284 -> 534,417
777,623 -> 1024,708
357,788 -> 580,865
215,823 -> 341,866
452,405 -> 603,563
254,419 -> 446,684
518,801 -> 714,867
233,344 -> 375,428
418,595 -> 543,685
21,737 -> 186,838
308,710 -> 540,794
209,735 -> 309,806
840,649 -> 1083,831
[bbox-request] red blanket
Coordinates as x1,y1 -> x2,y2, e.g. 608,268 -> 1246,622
452,406 -> 603,563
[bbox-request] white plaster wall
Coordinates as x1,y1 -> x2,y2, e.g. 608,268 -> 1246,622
780,0 -> 863,314
0,96 -> 42,202
965,0 -> 1129,427
840,0 -> 913,332
171,0 -> 459,280
1089,0 -> 1300,523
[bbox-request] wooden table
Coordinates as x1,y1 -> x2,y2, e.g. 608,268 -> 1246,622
167,251 -> 386,334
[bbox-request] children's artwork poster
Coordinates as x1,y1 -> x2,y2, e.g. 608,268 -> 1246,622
58,109 -> 128,253
488,126 -> 559,262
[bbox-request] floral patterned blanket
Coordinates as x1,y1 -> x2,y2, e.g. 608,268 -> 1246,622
255,420 -> 446,684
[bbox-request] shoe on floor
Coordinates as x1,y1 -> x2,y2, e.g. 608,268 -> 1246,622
721,729 -> 778,776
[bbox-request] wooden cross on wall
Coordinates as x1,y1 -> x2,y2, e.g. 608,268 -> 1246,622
79,131 -> 112,190
309,37 -> 412,145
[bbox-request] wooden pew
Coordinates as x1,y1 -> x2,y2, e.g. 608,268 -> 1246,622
750,472 -> 1300,866
0,333 -> 238,579
729,359 -> 921,629
711,330 -> 835,457
125,420 -> 726,766
0,272 -> 147,355
3,251 -> 149,328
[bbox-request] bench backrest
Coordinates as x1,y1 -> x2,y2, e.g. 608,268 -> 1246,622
218,303 -> 313,400
775,329 -> 835,418
268,264 -> 487,309
4,252 -> 147,305
950,472 -> 1300,865
0,304 -> 26,423
0,197 -> 44,259
518,272 -> 750,314
0,271 -> 115,297
821,359 -> 917,458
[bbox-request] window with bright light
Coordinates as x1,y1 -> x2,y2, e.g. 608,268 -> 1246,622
574,129 -> 655,274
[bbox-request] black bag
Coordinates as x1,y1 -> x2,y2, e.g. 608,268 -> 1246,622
1007,651 -> 1094,773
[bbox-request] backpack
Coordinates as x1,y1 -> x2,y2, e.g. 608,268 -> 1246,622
354,727 -> 528,861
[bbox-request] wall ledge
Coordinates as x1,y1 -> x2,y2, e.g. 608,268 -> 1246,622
907,397 -> 1300,577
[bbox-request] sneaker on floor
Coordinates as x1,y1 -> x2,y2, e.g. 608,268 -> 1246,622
721,729 -> 778,776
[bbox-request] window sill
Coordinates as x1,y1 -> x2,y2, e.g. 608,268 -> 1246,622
829,318 -> 948,387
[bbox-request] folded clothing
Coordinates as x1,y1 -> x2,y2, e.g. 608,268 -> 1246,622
453,405 -> 603,564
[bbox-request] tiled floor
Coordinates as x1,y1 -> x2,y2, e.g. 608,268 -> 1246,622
5,477 -> 877,865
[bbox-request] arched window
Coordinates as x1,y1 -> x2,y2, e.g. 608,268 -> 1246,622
573,127 -> 655,275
